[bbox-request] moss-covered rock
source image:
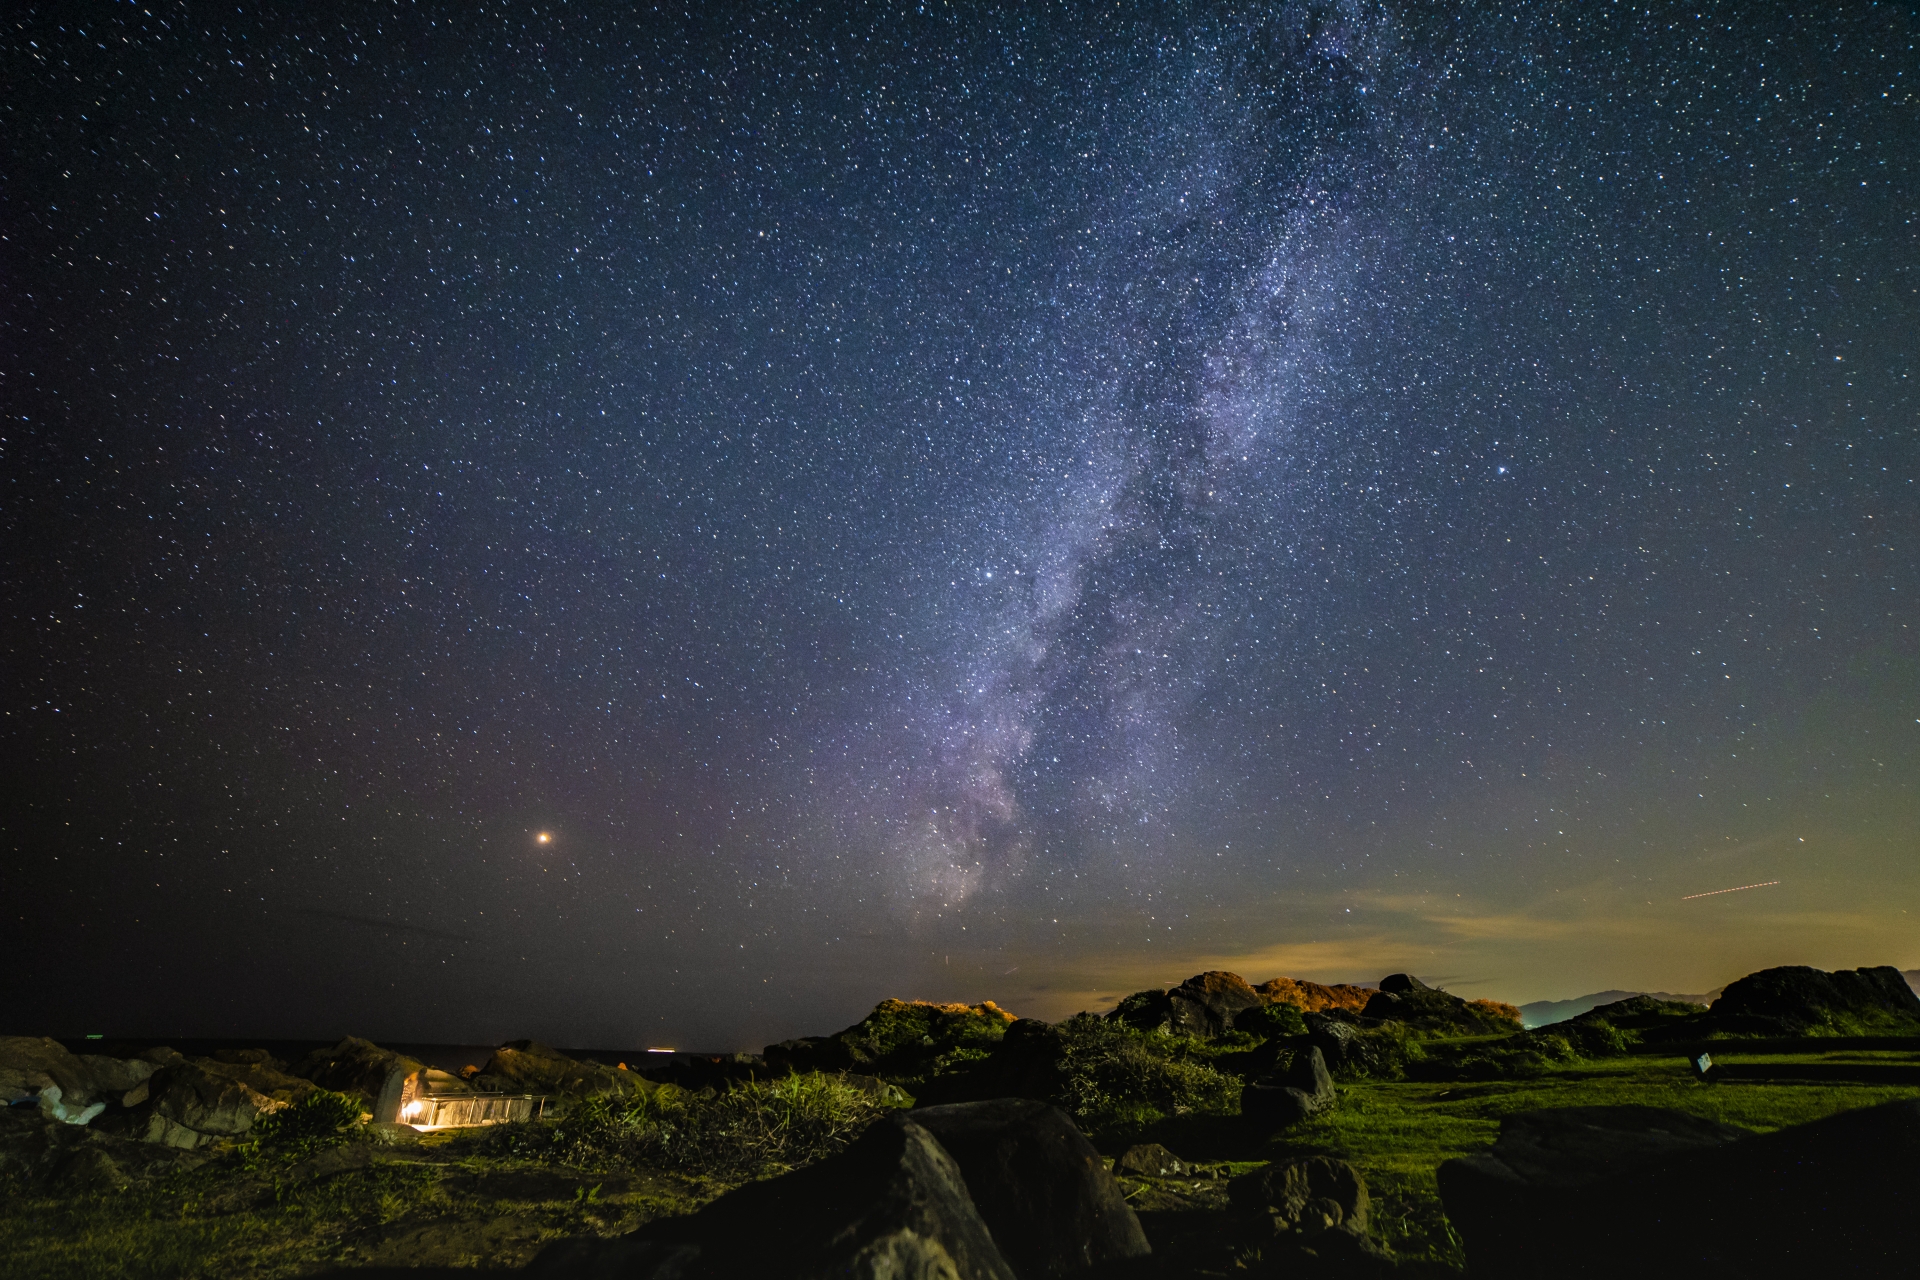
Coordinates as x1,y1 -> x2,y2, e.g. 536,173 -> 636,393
763,999 -> 1015,1086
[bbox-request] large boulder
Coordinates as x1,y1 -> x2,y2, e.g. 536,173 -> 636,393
1241,1045 -> 1335,1131
1302,1015 -> 1361,1070
478,1041 -> 654,1101
294,1036 -> 427,1120
523,1113 -> 1017,1280
140,1059 -> 305,1147
1708,964 -> 1920,1035
1229,1156 -> 1390,1273
1230,1154 -> 1370,1235
909,1098 -> 1151,1276
1109,972 -> 1266,1039
1113,1142 -> 1188,1178
1167,971 -> 1264,1038
1439,1101 -> 1920,1276
0,1037 -> 157,1111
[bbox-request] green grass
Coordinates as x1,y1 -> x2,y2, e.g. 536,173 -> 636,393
1264,1051 -> 1920,1269
6,1043 -> 1916,1276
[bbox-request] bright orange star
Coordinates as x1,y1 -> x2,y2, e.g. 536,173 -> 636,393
536,831 -> 552,844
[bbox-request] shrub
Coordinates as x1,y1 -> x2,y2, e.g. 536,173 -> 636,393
543,1072 -> 896,1178
1053,1015 -> 1240,1132
1331,1024 -> 1425,1081
246,1089 -> 362,1157
1467,998 -> 1524,1030
1235,1002 -> 1308,1040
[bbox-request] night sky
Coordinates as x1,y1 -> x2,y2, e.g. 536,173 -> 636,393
6,3 -> 1916,1051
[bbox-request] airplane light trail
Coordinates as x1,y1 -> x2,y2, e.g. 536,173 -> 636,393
1681,880 -> 1781,901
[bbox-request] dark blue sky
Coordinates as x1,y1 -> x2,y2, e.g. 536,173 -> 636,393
6,2 -> 1916,1049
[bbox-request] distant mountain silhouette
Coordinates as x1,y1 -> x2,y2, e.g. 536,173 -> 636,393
1518,989 -> 1721,1029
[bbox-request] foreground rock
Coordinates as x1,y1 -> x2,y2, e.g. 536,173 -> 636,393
1241,1045 -> 1335,1131
1439,1100 -> 1920,1276
911,1098 -> 1150,1276
1113,1142 -> 1187,1178
1229,1156 -> 1390,1273
0,1036 -> 158,1112
524,1113 -> 1018,1279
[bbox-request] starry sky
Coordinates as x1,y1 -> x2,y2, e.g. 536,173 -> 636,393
6,2 -> 1916,1051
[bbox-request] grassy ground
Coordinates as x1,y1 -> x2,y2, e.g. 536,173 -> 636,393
4,1046 -> 1915,1276
1262,1050 -> 1920,1269
0,1128 -> 715,1279
1094,1044 -> 1920,1272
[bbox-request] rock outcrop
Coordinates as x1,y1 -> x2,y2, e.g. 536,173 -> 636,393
909,1098 -> 1151,1276
763,999 -> 1016,1083
523,1113 -> 1019,1280
1361,974 -> 1520,1033
294,1037 -> 426,1121
0,1036 -> 158,1111
1439,1101 -> 1920,1276
1109,971 -> 1267,1038
140,1057 -> 314,1147
477,1041 -> 654,1101
1241,1044 -> 1335,1131
1706,964 -> 1920,1036
1254,976 -> 1376,1015
1166,971 -> 1265,1037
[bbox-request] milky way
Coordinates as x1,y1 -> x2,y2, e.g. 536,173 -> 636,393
7,3 -> 1916,1047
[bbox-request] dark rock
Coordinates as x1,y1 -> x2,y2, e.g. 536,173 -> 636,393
294,1037 -> 427,1120
909,1098 -> 1151,1276
1241,1045 -> 1335,1131
143,1059 -> 301,1146
1302,1014 -> 1360,1070
970,1018 -> 1070,1101
769,999 -> 1018,1084
1361,978 -> 1513,1032
1108,988 -> 1176,1034
1165,971 -> 1265,1038
1709,964 -> 1920,1035
1230,1155 -> 1370,1234
762,1035 -> 855,1074
481,1041 -> 655,1101
211,1048 -> 290,1072
523,1114 -> 1017,1280
0,1036 -> 157,1112
1230,1157 -> 1389,1276
1376,973 -> 1431,994
1113,1142 -> 1186,1178
1439,1101 -> 1920,1277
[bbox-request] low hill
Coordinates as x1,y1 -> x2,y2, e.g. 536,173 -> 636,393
1520,988 -> 1721,1029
